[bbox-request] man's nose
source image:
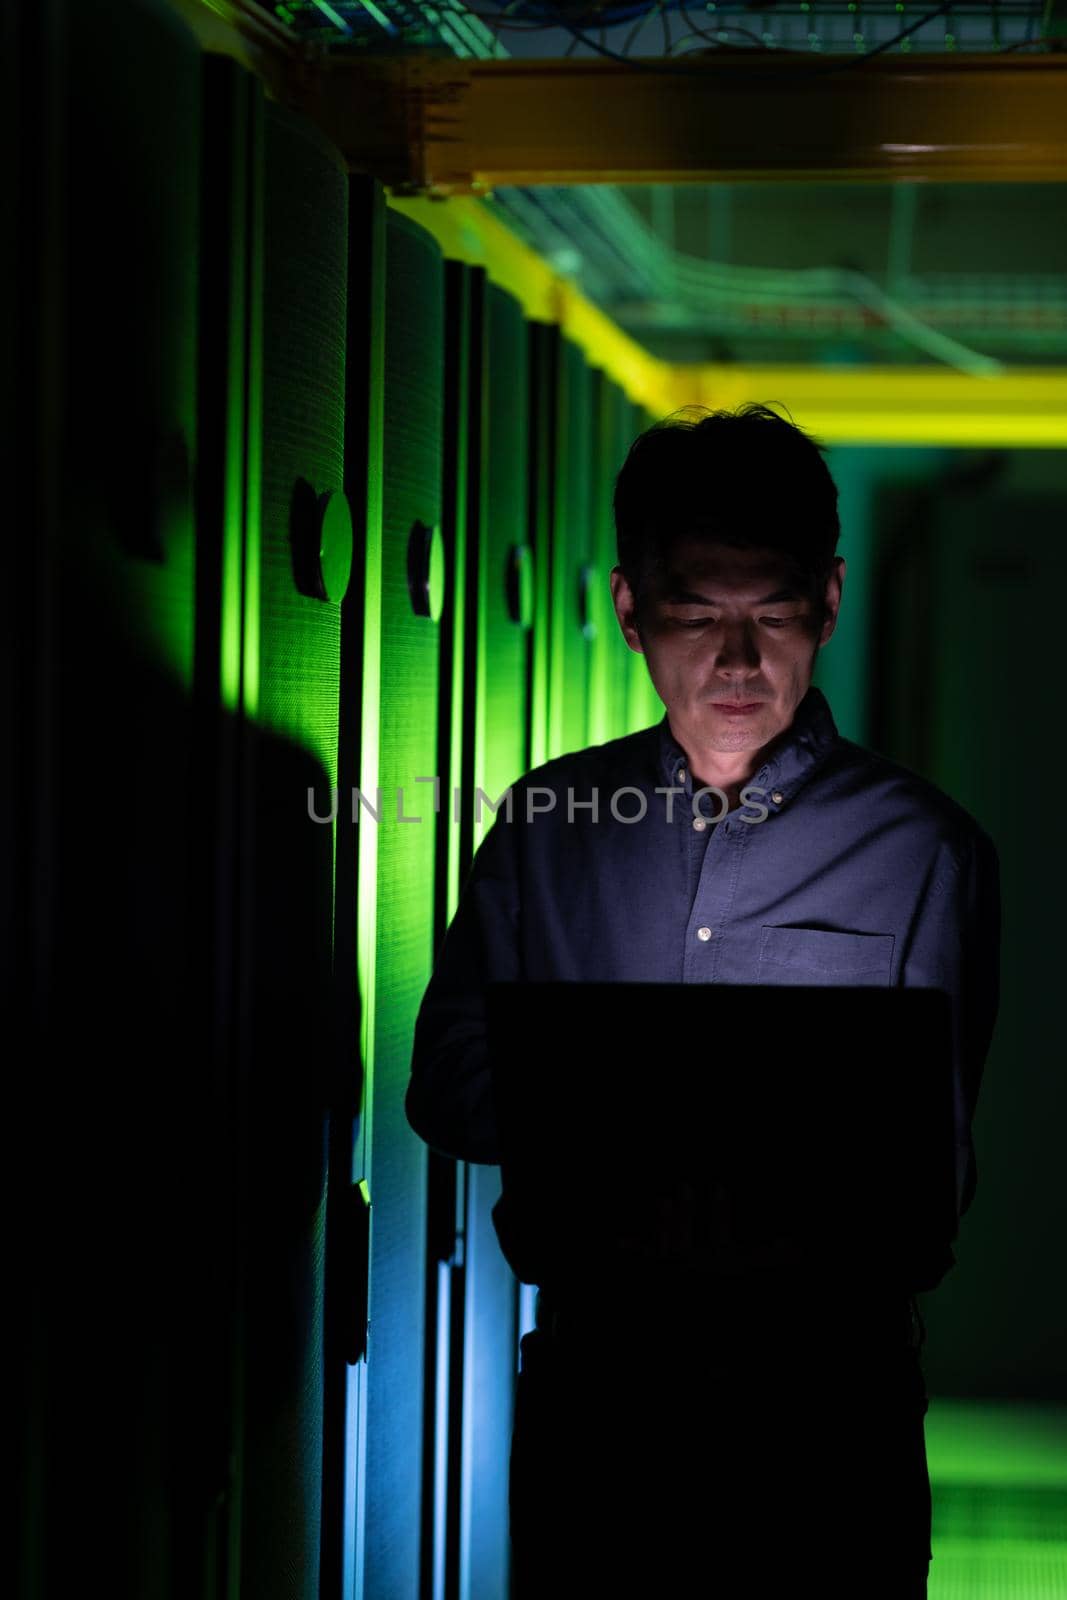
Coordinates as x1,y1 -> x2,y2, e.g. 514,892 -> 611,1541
714,621 -> 762,671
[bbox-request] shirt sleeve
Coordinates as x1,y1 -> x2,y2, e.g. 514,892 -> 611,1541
902,823 -> 1002,1224
405,807 -> 521,1164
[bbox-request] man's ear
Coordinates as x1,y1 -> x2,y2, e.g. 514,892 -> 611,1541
818,556 -> 846,648
610,565 -> 645,655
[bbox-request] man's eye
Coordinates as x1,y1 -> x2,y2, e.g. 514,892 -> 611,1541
673,614 -> 796,629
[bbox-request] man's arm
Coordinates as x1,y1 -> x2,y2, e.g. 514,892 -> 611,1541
902,823 -> 1002,1222
405,809 -> 521,1164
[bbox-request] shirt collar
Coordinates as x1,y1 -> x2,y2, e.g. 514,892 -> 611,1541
656,685 -> 840,809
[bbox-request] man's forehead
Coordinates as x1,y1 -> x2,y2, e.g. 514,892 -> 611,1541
657,539 -> 797,592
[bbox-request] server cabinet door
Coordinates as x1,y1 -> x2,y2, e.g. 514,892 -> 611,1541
456,276 -> 531,1599
238,99 -> 349,1600
21,2 -> 203,1596
197,54 -> 267,1600
355,207 -> 444,1600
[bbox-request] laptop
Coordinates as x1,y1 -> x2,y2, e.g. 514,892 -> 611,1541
486,982 -> 957,1302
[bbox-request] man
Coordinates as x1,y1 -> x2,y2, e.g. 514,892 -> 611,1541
405,403 -> 1001,1596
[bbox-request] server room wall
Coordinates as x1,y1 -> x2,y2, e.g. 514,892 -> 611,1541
869,451 -> 1067,1405
810,443 -> 1067,1407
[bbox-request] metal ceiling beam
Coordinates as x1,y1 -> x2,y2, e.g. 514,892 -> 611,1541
170,6 -> 1067,191
308,53 -> 1067,194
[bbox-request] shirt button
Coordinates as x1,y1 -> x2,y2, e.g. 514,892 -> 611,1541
692,817 -> 707,832
771,790 -> 783,804
697,926 -> 713,941
677,767 -> 687,784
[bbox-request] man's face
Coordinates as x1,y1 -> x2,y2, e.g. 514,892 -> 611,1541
610,536 -> 845,758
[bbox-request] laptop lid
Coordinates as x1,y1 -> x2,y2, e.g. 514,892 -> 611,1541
486,982 -> 956,1299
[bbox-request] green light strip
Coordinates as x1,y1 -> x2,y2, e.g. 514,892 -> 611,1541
472,369 -> 489,856
219,78 -> 249,714
546,341 -> 568,761
352,0 -> 395,35
355,188 -> 386,1184
241,89 -> 264,723
528,333 -> 551,771
347,187 -> 383,1597
221,238 -> 245,714
310,0 -> 352,31
447,272 -> 470,916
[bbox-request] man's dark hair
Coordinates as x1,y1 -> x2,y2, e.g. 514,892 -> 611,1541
613,402 -> 841,624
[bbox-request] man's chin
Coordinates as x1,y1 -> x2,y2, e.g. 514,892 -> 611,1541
700,712 -> 769,741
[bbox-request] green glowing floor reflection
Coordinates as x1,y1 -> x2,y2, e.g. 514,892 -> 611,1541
926,1400 -> 1067,1598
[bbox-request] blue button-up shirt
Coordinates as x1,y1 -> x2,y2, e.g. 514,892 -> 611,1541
406,685 -> 1001,1223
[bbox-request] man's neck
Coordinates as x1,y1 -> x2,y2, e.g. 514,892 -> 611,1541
676,716 -> 798,813
687,755 -> 757,815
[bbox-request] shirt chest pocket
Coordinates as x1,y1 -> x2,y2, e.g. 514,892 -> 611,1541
757,926 -> 895,986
